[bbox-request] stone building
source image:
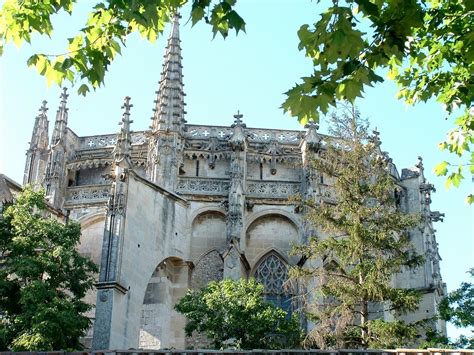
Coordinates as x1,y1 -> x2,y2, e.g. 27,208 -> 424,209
21,16 -> 446,350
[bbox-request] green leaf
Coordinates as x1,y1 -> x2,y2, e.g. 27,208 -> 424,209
77,84 -> 90,96
434,161 -> 449,176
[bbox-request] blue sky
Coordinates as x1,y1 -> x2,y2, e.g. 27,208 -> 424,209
0,0 -> 472,339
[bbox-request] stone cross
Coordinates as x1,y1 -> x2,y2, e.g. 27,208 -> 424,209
233,110 -> 243,125
38,100 -> 48,116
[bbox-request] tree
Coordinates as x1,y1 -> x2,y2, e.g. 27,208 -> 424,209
291,105 -> 424,349
0,187 -> 97,351
438,268 -> 474,348
0,0 -> 471,198
174,278 -> 302,350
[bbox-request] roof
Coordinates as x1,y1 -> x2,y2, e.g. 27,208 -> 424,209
0,173 -> 22,204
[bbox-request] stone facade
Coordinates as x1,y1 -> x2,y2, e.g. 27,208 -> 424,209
21,15 -> 446,350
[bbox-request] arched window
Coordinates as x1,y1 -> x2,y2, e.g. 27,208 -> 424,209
254,253 -> 292,313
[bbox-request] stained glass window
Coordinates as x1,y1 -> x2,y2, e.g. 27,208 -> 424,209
254,254 -> 292,313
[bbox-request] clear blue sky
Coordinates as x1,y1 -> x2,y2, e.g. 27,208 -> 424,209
0,0 -> 472,339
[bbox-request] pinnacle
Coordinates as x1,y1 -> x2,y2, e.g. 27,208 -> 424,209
151,12 -> 185,132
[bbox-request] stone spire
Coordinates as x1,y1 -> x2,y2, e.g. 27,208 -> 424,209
147,14 -> 186,190
151,13 -> 186,133
51,87 -> 69,146
23,100 -> 50,186
45,88 -> 69,208
114,96 -> 133,167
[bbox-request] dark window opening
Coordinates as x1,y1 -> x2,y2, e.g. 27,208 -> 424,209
196,160 -> 200,177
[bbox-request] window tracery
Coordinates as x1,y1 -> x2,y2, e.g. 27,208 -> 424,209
254,253 -> 292,313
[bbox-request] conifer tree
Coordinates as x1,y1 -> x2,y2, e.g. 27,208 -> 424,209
292,105 -> 424,349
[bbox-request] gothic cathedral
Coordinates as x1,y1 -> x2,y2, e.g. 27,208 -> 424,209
22,16 -> 446,350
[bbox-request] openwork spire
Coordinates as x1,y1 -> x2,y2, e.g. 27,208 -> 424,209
114,96 -> 133,166
151,13 -> 186,133
51,87 -> 69,146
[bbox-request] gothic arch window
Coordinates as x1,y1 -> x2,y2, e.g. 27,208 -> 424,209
254,253 -> 292,313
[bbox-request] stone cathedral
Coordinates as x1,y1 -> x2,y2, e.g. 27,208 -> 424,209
21,16 -> 446,350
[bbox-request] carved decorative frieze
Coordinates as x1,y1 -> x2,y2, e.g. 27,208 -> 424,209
177,178 -> 230,195
247,181 -> 300,198
65,185 -> 110,204
80,132 -> 147,150
184,124 -> 305,145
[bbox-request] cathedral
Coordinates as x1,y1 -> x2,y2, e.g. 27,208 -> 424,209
20,16 -> 446,350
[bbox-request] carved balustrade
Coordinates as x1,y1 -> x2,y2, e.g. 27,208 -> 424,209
176,177 -> 230,196
65,184 -> 111,205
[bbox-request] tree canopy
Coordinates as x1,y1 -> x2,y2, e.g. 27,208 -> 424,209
291,105 -> 425,349
0,0 -> 472,198
174,278 -> 302,350
0,187 -> 97,351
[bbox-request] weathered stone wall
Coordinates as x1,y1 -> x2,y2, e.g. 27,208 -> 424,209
95,173 -> 189,350
76,167 -> 110,186
247,161 -> 300,182
190,211 -> 227,262
190,250 -> 224,289
245,213 -> 299,269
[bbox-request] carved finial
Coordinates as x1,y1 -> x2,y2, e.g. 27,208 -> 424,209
416,156 -> 424,170
304,120 -> 321,151
170,12 -> 181,39
39,100 -> 48,116
304,121 -> 319,131
233,110 -> 244,125
59,87 -> 68,110
121,96 -> 134,130
114,96 -> 133,165
370,128 -> 381,147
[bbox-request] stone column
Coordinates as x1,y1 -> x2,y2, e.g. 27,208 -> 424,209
92,97 -> 133,350
223,112 -> 247,280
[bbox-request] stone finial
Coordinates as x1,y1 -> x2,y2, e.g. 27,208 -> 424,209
232,110 -> 245,127
230,111 -> 247,151
59,87 -> 69,110
416,156 -> 424,171
39,100 -> 48,116
114,96 -> 133,165
304,121 -> 321,151
369,128 -> 381,148
170,12 -> 180,40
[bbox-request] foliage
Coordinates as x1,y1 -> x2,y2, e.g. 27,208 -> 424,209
1,0 -> 472,197
280,0 -> 474,201
0,0 -> 245,94
174,278 -> 302,350
439,268 -> 474,328
291,105 -> 424,349
433,268 -> 474,349
0,187 -> 97,351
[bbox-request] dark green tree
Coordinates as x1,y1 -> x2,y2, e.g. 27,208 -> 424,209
0,187 -> 97,351
291,105 -> 424,349
174,278 -> 301,350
